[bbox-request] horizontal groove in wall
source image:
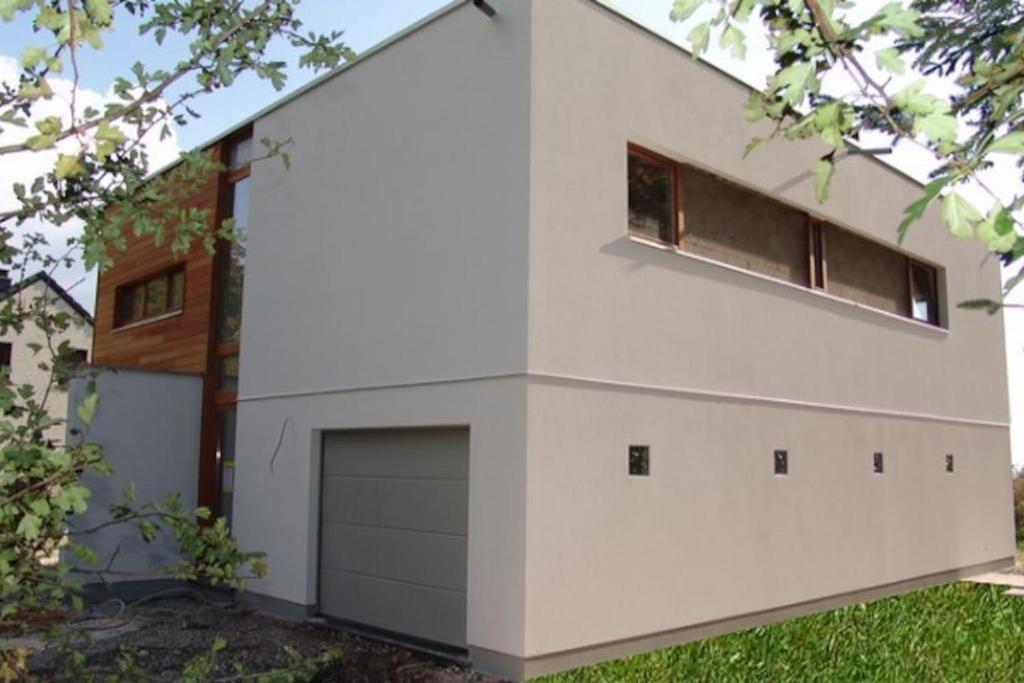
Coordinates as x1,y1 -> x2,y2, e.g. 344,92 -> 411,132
236,372 -> 1007,429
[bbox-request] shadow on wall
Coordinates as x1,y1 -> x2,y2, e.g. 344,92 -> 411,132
600,236 -> 946,342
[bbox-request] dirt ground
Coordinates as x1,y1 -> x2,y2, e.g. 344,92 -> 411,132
26,592 -> 504,682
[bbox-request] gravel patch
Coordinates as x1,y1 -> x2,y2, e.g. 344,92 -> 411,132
24,593 -> 504,682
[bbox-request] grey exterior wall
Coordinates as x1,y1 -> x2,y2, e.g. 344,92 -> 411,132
64,369 -> 202,583
232,0 -> 531,657
523,0 -> 1013,661
227,0 -> 1014,675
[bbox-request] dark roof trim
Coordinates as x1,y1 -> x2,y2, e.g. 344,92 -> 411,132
0,271 -> 94,325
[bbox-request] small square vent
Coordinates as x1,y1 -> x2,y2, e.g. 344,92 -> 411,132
774,449 -> 788,476
873,452 -> 884,474
629,445 -> 650,476
946,454 -> 955,473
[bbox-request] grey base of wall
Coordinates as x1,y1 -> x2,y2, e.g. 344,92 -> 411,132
469,557 -> 1015,682
80,579 -> 203,605
233,590 -> 316,621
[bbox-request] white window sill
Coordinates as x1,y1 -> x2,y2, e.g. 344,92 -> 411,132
112,309 -> 184,333
627,234 -> 949,336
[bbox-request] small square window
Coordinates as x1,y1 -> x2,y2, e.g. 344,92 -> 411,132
873,452 -> 884,474
629,445 -> 650,476
774,449 -> 788,476
945,454 -> 955,473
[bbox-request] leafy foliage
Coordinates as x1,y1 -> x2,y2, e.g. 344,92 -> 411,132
670,0 -> 1024,303
0,0 -> 354,679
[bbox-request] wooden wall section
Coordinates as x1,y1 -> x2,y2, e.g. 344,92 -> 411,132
91,148 -> 223,373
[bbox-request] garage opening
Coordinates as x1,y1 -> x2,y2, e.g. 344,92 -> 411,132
318,428 -> 469,650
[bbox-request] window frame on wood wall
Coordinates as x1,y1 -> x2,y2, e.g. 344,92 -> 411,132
112,264 -> 187,329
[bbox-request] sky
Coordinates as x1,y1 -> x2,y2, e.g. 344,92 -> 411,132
2,0 -> 1022,464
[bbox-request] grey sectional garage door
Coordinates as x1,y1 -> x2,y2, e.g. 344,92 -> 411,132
318,428 -> 468,648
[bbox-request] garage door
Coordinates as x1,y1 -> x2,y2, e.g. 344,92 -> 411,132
318,428 -> 469,648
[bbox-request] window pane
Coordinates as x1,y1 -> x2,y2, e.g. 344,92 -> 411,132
910,262 -> 938,324
130,285 -> 146,322
217,408 -> 237,527
682,165 -> 809,285
169,269 -> 185,311
0,342 -> 12,368
228,137 -> 252,169
218,177 -> 250,343
218,353 -> 239,391
628,152 -> 675,243
144,276 -> 168,318
825,226 -> 911,317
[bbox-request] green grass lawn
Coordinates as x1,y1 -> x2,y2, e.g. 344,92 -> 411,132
537,584 -> 1024,682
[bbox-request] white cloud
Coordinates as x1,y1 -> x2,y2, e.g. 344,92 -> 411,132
0,55 -> 181,313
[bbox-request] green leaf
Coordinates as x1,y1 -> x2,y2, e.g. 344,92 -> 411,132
16,513 -> 41,540
20,45 -> 46,69
77,391 -> 98,425
898,176 -> 948,243
743,136 -> 763,158
55,154 -> 84,179
986,131 -> 1024,155
719,24 -> 747,59
84,0 -> 112,25
95,119 -> 126,144
688,21 -> 711,56
875,47 -> 905,75
876,2 -> 924,38
670,0 -> 704,22
977,206 -> 1016,252
942,192 -> 982,240
773,62 -> 815,107
918,111 -> 958,144
743,93 -> 766,122
812,158 -> 833,204
957,298 -> 1003,315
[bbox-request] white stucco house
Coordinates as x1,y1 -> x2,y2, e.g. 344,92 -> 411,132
0,270 -> 93,443
83,0 -> 1014,679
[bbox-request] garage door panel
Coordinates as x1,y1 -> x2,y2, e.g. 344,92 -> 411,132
322,429 -> 468,480
320,477 -> 467,535
319,522 -> 467,592
319,428 -> 468,649
319,569 -> 466,647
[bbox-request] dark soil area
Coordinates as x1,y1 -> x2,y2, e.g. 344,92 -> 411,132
26,592 -> 503,682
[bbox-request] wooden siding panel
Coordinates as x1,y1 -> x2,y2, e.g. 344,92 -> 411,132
91,152 -> 222,374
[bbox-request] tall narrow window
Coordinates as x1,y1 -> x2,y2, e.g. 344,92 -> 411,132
0,342 -> 11,368
628,147 -> 677,244
910,261 -> 939,325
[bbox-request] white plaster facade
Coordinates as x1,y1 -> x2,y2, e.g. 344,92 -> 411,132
0,274 -> 93,443
221,1 -> 1014,678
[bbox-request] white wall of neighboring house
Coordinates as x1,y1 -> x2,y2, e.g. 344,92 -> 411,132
0,276 -> 93,443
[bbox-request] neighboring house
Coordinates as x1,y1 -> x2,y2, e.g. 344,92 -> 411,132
0,270 -> 93,443
87,0 -> 1015,679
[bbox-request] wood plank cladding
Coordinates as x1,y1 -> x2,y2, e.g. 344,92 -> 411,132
91,147 -> 223,374
681,165 -> 809,286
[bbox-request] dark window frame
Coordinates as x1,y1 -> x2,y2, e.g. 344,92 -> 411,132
909,260 -> 940,326
627,144 -> 682,246
0,342 -> 11,368
113,265 -> 186,329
